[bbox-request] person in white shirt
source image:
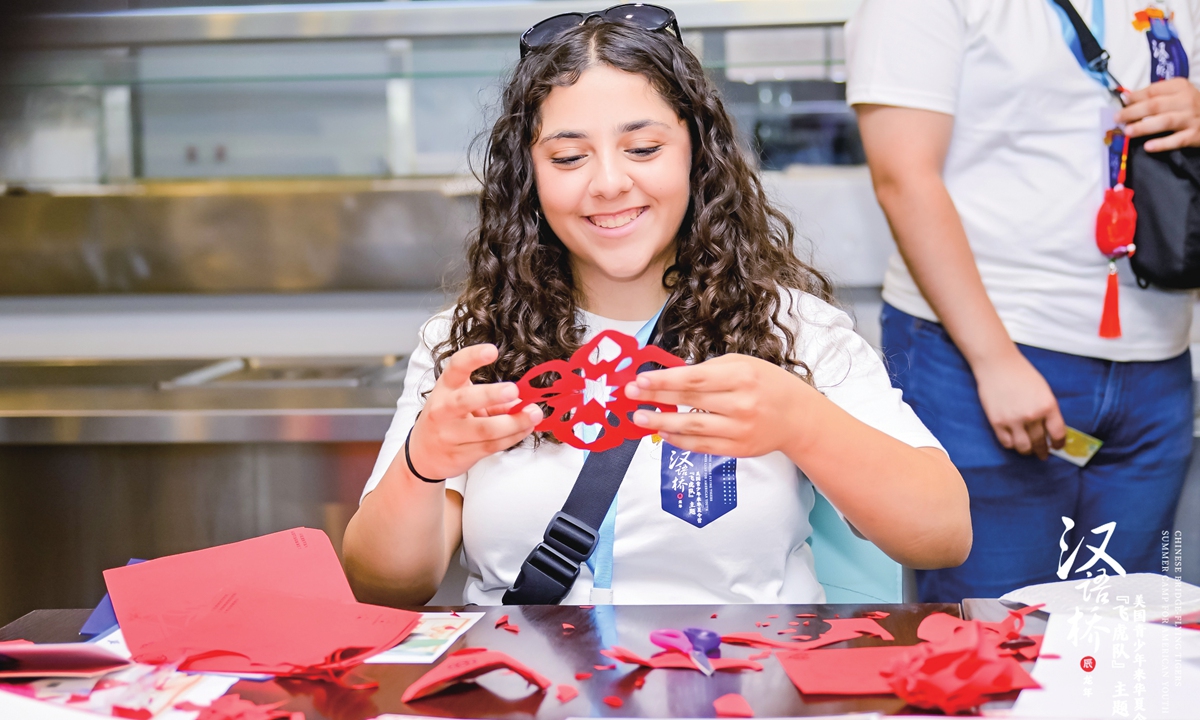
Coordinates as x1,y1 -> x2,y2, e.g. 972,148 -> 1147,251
343,9 -> 971,607
847,0 -> 1199,602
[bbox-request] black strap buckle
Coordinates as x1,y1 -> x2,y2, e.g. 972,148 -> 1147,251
1087,49 -> 1111,73
502,513 -> 598,605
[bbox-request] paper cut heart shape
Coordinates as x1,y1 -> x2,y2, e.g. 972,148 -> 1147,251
400,648 -> 552,703
510,329 -> 685,451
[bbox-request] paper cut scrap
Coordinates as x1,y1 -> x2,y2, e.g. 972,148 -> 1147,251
574,671 -> 592,681
555,684 -> 578,703
510,329 -> 685,451
561,623 -> 575,633
104,528 -> 419,678
713,692 -> 754,718
494,615 -> 509,628
916,606 -> 1043,660
600,646 -> 762,673
882,620 -> 1039,714
603,696 -> 623,708
176,693 -> 303,720
400,648 -> 550,703
0,643 -> 130,679
502,624 -> 519,634
779,646 -> 911,694
747,651 -> 770,661
723,617 -> 893,652
594,663 -> 616,671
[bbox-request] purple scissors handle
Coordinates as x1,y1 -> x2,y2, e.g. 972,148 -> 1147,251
650,628 -> 714,675
649,629 -> 692,654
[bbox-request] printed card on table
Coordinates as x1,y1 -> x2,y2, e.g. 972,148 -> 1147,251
364,611 -> 484,664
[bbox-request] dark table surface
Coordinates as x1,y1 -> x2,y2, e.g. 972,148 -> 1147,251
3,601 -> 1038,719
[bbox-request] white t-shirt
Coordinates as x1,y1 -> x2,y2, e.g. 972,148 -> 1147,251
361,290 -> 943,605
846,0 -> 1198,362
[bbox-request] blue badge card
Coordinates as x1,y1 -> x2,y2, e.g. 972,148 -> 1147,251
660,441 -> 737,527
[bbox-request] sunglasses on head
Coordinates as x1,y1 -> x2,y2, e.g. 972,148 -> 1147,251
520,3 -> 681,58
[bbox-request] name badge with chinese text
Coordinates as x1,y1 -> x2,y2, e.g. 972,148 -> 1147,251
660,441 -> 737,527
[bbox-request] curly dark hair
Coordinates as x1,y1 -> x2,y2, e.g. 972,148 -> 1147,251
432,19 -> 834,437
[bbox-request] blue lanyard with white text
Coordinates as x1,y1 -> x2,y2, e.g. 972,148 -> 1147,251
581,305 -> 664,604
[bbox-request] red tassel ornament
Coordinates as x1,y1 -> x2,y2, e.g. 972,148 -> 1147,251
1093,133 -> 1136,339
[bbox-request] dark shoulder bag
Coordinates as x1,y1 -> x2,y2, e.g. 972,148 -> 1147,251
1052,0 -> 1200,289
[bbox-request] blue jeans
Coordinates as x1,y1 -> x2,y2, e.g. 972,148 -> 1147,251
880,303 -> 1193,603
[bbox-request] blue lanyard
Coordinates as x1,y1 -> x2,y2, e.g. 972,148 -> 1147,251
1048,0 -> 1108,87
582,305 -> 664,602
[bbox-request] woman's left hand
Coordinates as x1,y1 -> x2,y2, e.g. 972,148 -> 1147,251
1116,77 -> 1200,152
625,353 -> 817,457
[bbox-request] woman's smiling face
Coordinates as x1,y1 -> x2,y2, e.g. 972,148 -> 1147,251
532,64 -> 692,317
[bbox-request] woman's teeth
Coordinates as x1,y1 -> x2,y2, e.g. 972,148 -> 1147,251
589,207 -> 645,229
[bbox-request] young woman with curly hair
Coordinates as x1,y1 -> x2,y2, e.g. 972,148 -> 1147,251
344,7 -> 971,607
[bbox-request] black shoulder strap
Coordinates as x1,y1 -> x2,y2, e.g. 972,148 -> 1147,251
1049,0 -> 1125,102
502,323 -> 673,605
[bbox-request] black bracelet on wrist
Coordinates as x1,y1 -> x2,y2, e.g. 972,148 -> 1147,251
404,417 -> 445,484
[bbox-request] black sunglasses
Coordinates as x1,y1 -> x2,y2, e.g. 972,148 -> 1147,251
520,3 -> 681,58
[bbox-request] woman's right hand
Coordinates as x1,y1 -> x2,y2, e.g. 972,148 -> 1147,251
972,349 -> 1066,460
406,343 -> 544,480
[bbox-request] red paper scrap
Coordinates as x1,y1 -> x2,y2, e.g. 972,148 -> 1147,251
882,620 -> 1039,714
779,646 -> 911,695
562,623 -> 575,633
0,642 -> 130,679
748,650 -> 771,661
112,708 -> 153,720
495,614 -> 510,628
723,617 -> 893,652
633,676 -> 646,688
864,611 -> 890,619
104,528 -> 419,677
556,684 -> 578,703
601,646 -> 762,673
795,613 -> 816,618
510,329 -> 685,451
503,624 -> 520,634
575,672 -> 593,680
788,621 -> 799,626
754,622 -> 770,628
450,611 -> 460,617
400,648 -> 551,702
594,663 -> 616,670
603,696 -> 624,708
710,613 -> 718,619
1041,653 -> 1062,659
580,605 -> 594,609
802,621 -> 809,626
917,607 -> 1045,660
713,693 -> 754,718
766,614 -> 778,619
176,694 -> 302,720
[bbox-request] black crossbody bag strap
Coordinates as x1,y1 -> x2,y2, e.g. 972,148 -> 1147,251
1048,0 -> 1126,102
502,323 -> 672,605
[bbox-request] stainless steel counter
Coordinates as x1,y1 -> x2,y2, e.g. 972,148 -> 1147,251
0,356 -> 402,444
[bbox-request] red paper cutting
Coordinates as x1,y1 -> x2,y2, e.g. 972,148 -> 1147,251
561,623 -> 575,633
503,624 -> 520,634
400,648 -> 551,703
594,663 -> 616,670
104,528 -> 419,678
766,614 -> 778,619
747,650 -> 771,661
510,329 -> 685,451
494,615 -> 509,628
574,671 -> 592,680
713,692 -> 754,718
882,620 -> 1039,714
603,696 -> 624,708
600,646 -> 762,672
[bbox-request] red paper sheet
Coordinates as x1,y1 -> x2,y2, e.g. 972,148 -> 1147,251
778,646 -> 914,695
400,648 -> 551,703
104,528 -> 419,677
0,643 -> 129,679
131,589 -> 417,674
